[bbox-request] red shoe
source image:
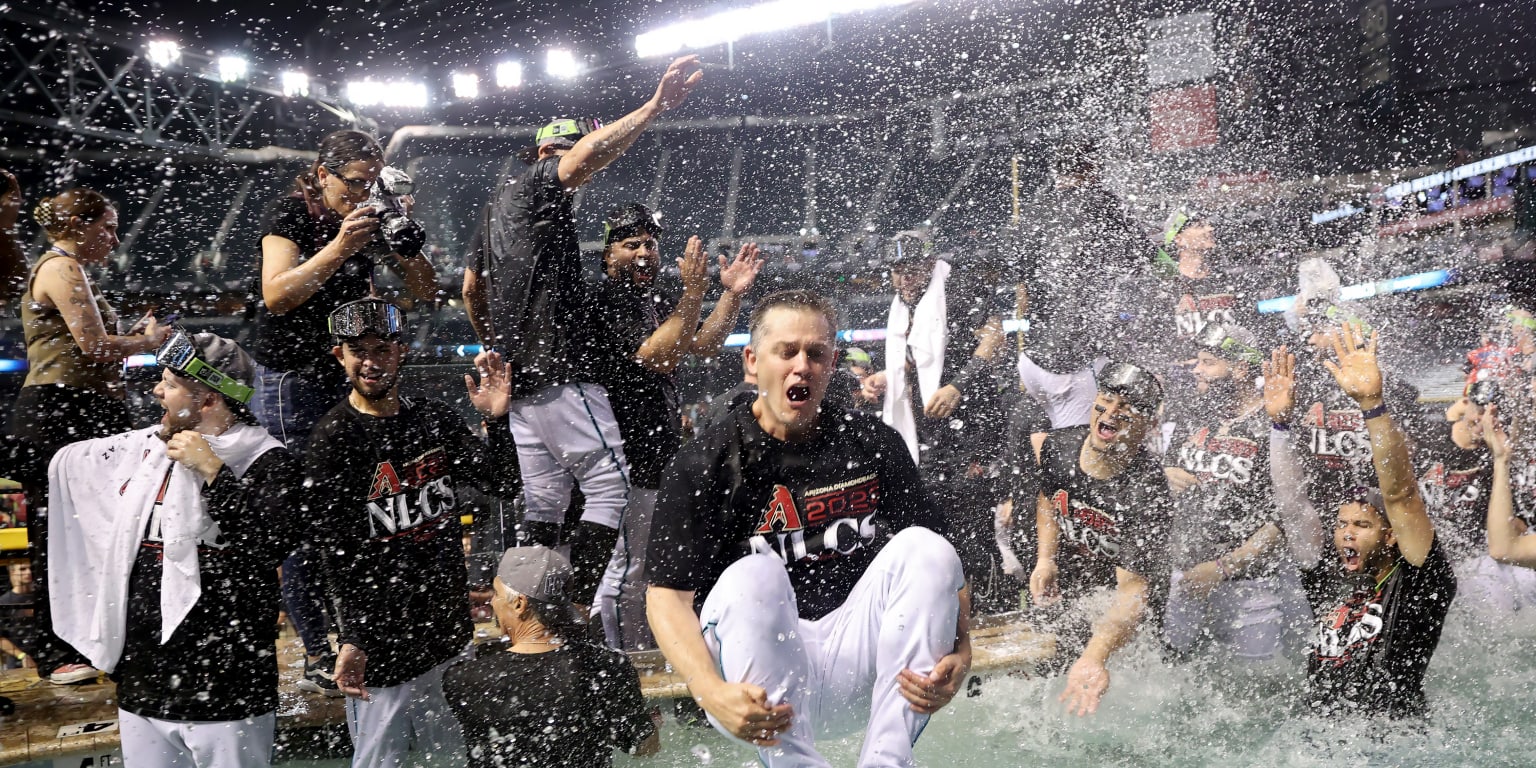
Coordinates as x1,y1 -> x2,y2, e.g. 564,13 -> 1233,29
48,664 -> 98,685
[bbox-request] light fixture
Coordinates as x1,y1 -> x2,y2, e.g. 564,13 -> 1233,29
217,55 -> 248,83
634,0 -> 918,57
495,61 -> 523,89
146,39 -> 181,68
345,79 -> 430,108
280,71 -> 310,98
544,49 -> 581,80
451,72 -> 479,99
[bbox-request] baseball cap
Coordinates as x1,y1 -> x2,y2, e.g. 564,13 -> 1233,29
604,202 -> 665,245
496,546 -> 586,625
883,230 -> 934,267
156,328 -> 257,404
1095,361 -> 1163,414
329,298 -> 404,343
842,346 -> 873,370
516,118 -> 603,164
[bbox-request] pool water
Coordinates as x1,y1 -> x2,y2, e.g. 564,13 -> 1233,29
289,598 -> 1536,767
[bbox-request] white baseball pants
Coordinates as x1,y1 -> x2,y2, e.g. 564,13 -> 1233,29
699,526 -> 965,768
507,382 -> 631,529
118,710 -> 275,768
595,487 -> 657,651
1016,354 -> 1104,430
344,655 -> 466,768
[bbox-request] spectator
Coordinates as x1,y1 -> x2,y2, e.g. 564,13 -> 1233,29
13,187 -> 170,685
443,546 -> 659,767
0,563 -> 37,670
0,170 -> 25,309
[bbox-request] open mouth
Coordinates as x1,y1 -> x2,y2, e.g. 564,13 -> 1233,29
1094,419 -> 1121,441
1340,547 -> 1361,570
786,384 -> 812,403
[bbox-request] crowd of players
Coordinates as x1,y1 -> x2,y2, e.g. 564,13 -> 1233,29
0,53 -> 1535,768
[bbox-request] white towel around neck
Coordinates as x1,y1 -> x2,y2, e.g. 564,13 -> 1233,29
882,258 -> 951,464
47,423 -> 281,672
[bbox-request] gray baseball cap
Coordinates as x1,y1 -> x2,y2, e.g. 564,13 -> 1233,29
496,546 -> 585,624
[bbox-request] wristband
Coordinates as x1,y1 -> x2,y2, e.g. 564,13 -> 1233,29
1271,421 -> 1290,432
1360,402 -> 1389,421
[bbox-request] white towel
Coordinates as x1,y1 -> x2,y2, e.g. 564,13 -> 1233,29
48,423 -> 281,672
882,259 -> 950,464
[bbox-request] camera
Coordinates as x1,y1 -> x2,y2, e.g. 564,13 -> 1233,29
364,166 -> 427,257
1469,379 -> 1500,407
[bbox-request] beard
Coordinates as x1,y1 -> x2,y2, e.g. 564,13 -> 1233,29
1198,375 -> 1240,410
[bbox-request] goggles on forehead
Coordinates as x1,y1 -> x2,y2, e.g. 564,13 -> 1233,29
1504,306 -> 1536,331
536,117 -> 603,145
155,327 -> 255,404
1299,300 -> 1373,339
1194,323 -> 1264,365
1096,361 -> 1162,414
329,299 -> 404,341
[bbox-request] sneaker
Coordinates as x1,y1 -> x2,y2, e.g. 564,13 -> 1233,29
296,655 -> 343,698
49,664 -> 99,685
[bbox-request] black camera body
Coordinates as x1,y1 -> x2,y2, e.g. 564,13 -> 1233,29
365,166 -> 426,257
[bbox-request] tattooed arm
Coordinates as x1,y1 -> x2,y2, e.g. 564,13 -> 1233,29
35,256 -> 165,360
556,56 -> 703,190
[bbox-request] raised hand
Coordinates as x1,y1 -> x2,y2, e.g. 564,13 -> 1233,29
465,350 -> 513,420
1482,403 -> 1512,462
719,242 -> 763,296
1322,321 -> 1384,408
1262,346 -> 1297,424
678,236 -> 709,295
652,55 -> 704,112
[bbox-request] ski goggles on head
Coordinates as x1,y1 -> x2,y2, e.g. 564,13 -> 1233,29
1095,361 -> 1162,415
1298,300 -> 1373,340
155,327 -> 255,404
328,299 -> 403,341
536,117 -> 602,146
1504,306 -> 1536,332
1194,323 -> 1264,365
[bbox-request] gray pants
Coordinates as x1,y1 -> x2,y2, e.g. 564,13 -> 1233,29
507,382 -> 632,530
344,655 -> 467,768
594,487 -> 658,650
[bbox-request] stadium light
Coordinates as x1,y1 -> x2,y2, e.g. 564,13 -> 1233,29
280,71 -> 310,98
545,49 -> 581,80
345,79 -> 430,108
146,39 -> 181,68
451,72 -> 479,99
217,55 -> 249,83
635,0 -> 918,58
495,61 -> 523,89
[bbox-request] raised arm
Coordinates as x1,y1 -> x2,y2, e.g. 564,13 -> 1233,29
690,242 -> 762,357
1483,405 -> 1536,567
557,56 -> 703,190
634,237 -> 708,374
1265,345 -> 1325,565
34,256 -> 165,360
1323,323 -> 1434,566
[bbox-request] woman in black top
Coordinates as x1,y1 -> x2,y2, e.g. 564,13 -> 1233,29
247,129 -> 436,690
248,129 -> 436,451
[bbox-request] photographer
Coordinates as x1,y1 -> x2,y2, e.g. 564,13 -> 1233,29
248,129 -> 436,696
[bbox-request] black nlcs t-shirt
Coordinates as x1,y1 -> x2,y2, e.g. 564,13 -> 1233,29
648,407 -> 942,621
1166,410 -> 1276,570
586,278 -> 683,490
307,398 -> 520,687
250,196 -> 373,384
1302,541 -> 1456,717
1036,427 -> 1176,592
1289,371 -> 1423,510
470,157 -> 588,399
1416,432 -> 1493,560
442,640 -> 655,768
115,450 -> 300,722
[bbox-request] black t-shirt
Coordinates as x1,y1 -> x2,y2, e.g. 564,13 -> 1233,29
1036,427 -> 1176,597
442,640 -> 655,768
115,450 -> 300,722
469,157 -> 588,398
1416,431 -> 1493,560
648,407 -> 943,621
1139,272 -> 1256,369
1001,392 -> 1049,502
1166,409 -> 1276,570
307,397 -> 520,687
249,196 -> 373,384
1289,370 -> 1424,510
1302,540 -> 1456,717
587,278 -> 683,490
